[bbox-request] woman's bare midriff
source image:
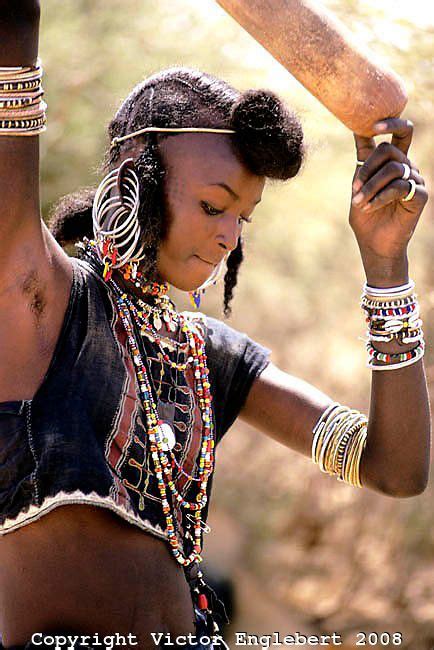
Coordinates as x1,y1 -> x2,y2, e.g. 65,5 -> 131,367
0,504 -> 195,648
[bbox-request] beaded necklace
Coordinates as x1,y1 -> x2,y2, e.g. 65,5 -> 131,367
77,238 -> 215,567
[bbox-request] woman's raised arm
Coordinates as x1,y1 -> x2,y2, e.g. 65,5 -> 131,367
0,1 -> 41,261
240,119 -> 430,499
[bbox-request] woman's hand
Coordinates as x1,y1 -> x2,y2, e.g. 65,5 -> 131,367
349,118 -> 428,286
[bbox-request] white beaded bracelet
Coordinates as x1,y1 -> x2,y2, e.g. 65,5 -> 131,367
364,280 -> 415,296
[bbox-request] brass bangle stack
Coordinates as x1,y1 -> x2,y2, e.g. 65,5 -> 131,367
0,58 -> 46,136
312,403 -> 368,488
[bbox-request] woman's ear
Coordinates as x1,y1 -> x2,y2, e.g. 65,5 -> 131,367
116,158 -> 136,203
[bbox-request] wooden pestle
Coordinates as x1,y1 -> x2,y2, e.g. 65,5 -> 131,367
216,0 -> 408,136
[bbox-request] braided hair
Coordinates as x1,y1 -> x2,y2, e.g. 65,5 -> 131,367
49,67 -> 305,315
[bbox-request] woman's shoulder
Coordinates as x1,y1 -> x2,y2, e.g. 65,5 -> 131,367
181,311 -> 271,370
69,252 -> 117,317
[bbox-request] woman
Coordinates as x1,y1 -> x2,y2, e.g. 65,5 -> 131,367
0,2 -> 430,648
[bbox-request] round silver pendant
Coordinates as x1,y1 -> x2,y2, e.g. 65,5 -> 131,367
159,421 -> 176,451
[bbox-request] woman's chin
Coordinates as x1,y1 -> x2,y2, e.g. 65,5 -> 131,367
158,255 -> 216,292
169,278 -> 208,293
160,273 -> 215,292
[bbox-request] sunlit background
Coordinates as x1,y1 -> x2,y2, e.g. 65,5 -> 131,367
41,1 -> 434,647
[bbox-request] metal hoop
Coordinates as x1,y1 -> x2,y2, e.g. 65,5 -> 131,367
401,163 -> 411,181
196,255 -> 228,292
92,163 -> 147,267
402,179 -> 417,203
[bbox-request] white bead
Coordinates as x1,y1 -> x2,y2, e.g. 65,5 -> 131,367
159,422 -> 176,451
153,314 -> 162,330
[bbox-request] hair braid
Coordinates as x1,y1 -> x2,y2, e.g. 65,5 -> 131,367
223,239 -> 244,317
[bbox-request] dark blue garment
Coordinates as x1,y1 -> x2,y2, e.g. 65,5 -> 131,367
0,254 -> 270,544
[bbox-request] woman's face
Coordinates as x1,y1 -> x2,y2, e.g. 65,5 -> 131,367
155,134 -> 265,291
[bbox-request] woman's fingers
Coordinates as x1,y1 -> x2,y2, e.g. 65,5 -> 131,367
354,133 -> 376,163
352,143 -> 420,194
352,134 -> 376,192
353,118 -> 415,193
354,179 -> 428,214
352,161 -> 425,208
353,117 -> 414,164
373,117 -> 414,155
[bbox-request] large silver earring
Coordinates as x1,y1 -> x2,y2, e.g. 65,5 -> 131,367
92,158 -> 146,278
189,255 -> 228,309
197,255 -> 228,291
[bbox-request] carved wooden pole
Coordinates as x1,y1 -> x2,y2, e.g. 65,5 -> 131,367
216,0 -> 407,136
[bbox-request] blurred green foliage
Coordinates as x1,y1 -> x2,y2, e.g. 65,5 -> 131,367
40,1 -> 434,644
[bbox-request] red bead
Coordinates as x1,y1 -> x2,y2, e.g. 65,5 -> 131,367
198,594 -> 208,610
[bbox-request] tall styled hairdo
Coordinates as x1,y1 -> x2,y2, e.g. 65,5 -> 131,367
49,67 -> 305,315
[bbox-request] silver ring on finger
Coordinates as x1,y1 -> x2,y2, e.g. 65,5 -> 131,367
402,179 -> 417,202
401,163 -> 411,181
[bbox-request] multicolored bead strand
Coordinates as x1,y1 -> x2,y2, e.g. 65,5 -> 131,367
117,294 -> 215,565
77,238 -> 215,567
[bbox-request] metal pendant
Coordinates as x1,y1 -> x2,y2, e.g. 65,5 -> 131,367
153,313 -> 162,330
159,421 -> 176,451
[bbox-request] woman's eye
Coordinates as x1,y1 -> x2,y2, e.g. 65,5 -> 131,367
201,201 -> 252,224
201,201 -> 223,216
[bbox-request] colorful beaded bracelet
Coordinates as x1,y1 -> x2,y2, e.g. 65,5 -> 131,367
366,341 -> 425,371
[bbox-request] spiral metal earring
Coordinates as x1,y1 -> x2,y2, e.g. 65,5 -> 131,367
92,158 -> 146,281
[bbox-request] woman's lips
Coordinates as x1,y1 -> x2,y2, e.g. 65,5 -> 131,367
194,255 -> 218,267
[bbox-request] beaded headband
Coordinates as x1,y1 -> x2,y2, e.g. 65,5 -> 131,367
111,126 -> 236,149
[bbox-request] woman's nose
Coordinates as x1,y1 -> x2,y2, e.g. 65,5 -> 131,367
216,213 -> 241,252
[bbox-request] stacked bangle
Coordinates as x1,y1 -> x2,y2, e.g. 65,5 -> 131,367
0,59 -> 46,137
312,403 -> 368,488
361,279 -> 424,370
362,279 -> 415,299
366,340 -> 425,370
